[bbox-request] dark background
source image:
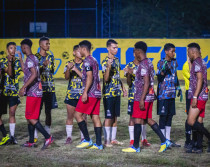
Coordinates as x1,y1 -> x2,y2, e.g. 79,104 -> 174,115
0,0 -> 210,38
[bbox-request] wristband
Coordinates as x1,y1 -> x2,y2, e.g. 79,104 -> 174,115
193,96 -> 197,99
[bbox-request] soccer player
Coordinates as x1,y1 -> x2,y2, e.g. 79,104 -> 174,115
123,51 -> 150,147
0,42 -> 24,145
64,45 -> 85,144
74,40 -> 103,149
34,37 -> 57,141
156,43 -> 182,147
19,39 -> 54,149
186,43 -> 210,153
102,39 -> 127,147
122,41 -> 171,153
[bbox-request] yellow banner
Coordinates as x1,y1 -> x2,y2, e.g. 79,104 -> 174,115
0,38 -> 210,79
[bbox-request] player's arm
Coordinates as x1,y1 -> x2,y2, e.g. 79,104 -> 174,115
64,62 -> 74,80
49,56 -> 55,74
156,61 -> 165,82
19,67 -> 37,97
139,75 -> 149,111
191,72 -> 203,108
81,70 -> 93,103
126,73 -> 132,87
72,65 -> 82,78
6,55 -> 15,78
103,59 -> 112,82
16,51 -> 24,71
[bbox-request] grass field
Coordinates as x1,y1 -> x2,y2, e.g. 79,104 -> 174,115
0,79 -> 210,167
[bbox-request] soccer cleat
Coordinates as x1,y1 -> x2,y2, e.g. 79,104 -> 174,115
76,139 -> 93,149
192,147 -> 203,154
159,140 -> 171,153
129,140 -> 134,146
111,140 -> 124,145
11,136 -> 18,144
88,143 -> 103,150
34,138 -> 38,143
170,140 -> 181,147
104,141 -> 113,148
41,135 -> 54,150
22,141 -> 36,147
0,134 -> 12,146
65,137 -> 73,144
141,139 -> 151,147
122,146 -> 140,153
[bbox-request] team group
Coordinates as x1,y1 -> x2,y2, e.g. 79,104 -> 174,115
0,38 -> 209,153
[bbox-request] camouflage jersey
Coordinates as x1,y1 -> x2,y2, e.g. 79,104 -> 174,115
35,53 -> 55,92
102,56 -> 121,98
64,60 -> 83,100
0,57 -> 22,96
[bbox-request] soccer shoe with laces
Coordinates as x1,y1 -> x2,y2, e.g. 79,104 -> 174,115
104,141 -> 113,148
76,139 -> 93,149
11,136 -> 18,144
159,140 -> 171,152
22,141 -> 36,147
0,134 -> 12,146
65,137 -> 73,144
88,143 -> 103,150
122,146 -> 140,153
141,139 -> 151,147
170,140 -> 181,147
41,135 -> 54,150
111,140 -> 123,145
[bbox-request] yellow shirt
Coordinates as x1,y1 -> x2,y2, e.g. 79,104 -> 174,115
182,61 -> 190,90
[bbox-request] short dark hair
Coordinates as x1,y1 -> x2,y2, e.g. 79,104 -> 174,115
73,45 -> 79,51
164,43 -> 175,51
106,39 -> 118,47
187,42 -> 200,51
39,36 -> 49,44
7,42 -> 16,49
79,40 -> 92,52
20,39 -> 33,48
134,41 -> 147,53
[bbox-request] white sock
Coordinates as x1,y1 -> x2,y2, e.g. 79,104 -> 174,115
45,125 -> 51,134
104,127 -> 111,143
34,128 -> 38,139
161,129 -> 165,137
80,130 -> 84,140
128,126 -> 134,141
165,126 -> 171,140
111,127 -> 117,141
9,123 -> 15,137
66,125 -> 73,138
141,125 -> 147,140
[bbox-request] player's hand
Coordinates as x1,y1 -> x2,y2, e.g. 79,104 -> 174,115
123,67 -> 128,73
71,65 -> 77,71
7,54 -> 13,63
127,67 -> 133,74
67,62 -> 74,70
81,92 -> 88,103
16,51 -> 22,60
191,98 -> 197,108
19,87 -> 25,97
43,60 -> 50,67
122,87 -> 127,97
139,100 -> 145,111
107,58 -> 113,67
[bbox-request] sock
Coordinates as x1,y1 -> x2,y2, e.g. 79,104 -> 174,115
34,121 -> 50,139
45,125 -> 51,134
197,123 -> 203,149
141,125 -> 147,140
94,127 -> 102,146
66,125 -> 73,138
78,120 -> 90,141
0,124 -> 7,137
80,130 -> 84,140
161,129 -> 165,137
104,127 -> 111,143
111,127 -> 117,141
185,120 -> 192,144
151,123 -> 166,143
165,126 -> 171,140
192,121 -> 210,140
34,128 -> 38,139
9,123 -> 15,137
28,124 -> 35,143
128,126 -> 134,141
133,124 -> 141,149
192,128 -> 198,146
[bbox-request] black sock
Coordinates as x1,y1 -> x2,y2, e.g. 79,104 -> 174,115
94,127 -> 102,146
0,124 -> 7,137
78,120 -> 90,141
192,128 -> 198,146
197,123 -> 203,149
28,124 -> 35,143
185,120 -> 192,144
192,121 -> 210,140
151,123 -> 166,143
133,124 -> 141,148
34,121 -> 50,139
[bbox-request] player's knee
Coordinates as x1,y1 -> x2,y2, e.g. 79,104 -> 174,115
187,119 -> 194,126
9,110 -> 16,117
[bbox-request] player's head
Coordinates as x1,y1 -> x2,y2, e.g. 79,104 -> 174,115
164,43 -> 175,59
6,42 -> 16,56
39,37 -> 50,51
20,38 -> 33,54
187,43 -> 201,61
134,41 -> 147,61
73,45 -> 81,59
107,39 -> 118,56
79,40 -> 92,57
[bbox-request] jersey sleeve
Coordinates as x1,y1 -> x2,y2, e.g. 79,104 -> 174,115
194,59 -> 202,73
84,59 -> 93,72
101,58 -> 107,74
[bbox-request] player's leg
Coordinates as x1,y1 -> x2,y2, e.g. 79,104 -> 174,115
65,104 -> 75,144
141,120 -> 151,147
127,102 -> 134,146
44,92 -> 52,134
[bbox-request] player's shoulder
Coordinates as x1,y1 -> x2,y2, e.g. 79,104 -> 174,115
102,56 -> 108,63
